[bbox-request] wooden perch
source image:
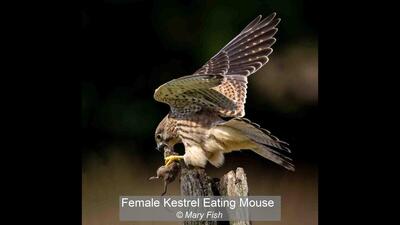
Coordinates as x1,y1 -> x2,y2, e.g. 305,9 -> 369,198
180,166 -> 250,225
219,168 -> 249,198
150,148 -> 250,225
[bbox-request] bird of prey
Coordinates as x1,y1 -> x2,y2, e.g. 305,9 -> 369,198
153,13 -> 294,171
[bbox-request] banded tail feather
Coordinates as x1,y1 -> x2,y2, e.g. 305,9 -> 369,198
253,143 -> 295,171
222,117 -> 294,171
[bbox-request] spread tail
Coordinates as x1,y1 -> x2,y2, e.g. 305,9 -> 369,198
221,117 -> 295,171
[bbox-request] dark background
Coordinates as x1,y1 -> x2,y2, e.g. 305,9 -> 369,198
80,0 -> 318,224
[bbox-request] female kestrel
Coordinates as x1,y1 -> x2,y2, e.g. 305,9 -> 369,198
153,13 -> 294,171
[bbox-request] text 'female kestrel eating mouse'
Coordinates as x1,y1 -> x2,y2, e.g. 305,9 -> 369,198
153,12 -> 294,171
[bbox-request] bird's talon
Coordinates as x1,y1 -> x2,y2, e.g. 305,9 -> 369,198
164,155 -> 184,166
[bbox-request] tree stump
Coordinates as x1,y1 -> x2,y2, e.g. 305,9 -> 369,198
180,166 -> 250,225
180,166 -> 216,225
150,148 -> 250,225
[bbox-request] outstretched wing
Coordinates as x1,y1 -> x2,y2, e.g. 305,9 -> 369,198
154,74 -> 236,116
195,13 -> 280,117
194,13 -> 280,76
154,13 -> 280,117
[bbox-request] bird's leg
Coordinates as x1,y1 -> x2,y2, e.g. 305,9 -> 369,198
164,155 -> 184,166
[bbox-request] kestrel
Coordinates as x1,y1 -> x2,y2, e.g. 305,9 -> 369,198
153,13 -> 294,171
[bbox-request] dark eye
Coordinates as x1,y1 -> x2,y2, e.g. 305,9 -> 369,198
156,134 -> 162,140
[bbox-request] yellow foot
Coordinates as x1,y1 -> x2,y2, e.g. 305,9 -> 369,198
164,155 -> 184,166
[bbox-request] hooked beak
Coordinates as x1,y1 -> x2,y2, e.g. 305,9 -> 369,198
156,143 -> 167,152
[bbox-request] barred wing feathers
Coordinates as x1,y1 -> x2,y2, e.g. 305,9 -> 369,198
154,13 -> 280,118
194,13 -> 280,76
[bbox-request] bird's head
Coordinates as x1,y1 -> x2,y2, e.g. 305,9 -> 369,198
155,114 -> 180,152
